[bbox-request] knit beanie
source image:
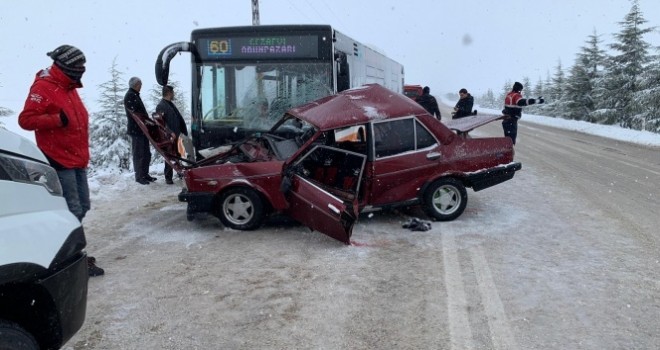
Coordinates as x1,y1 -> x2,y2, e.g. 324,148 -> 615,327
512,82 -> 523,92
47,45 -> 86,82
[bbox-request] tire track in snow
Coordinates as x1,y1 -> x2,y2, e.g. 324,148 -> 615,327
442,233 -> 475,349
444,232 -> 519,350
470,246 -> 518,350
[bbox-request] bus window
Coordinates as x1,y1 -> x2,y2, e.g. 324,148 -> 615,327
200,65 -> 227,121
199,62 -> 333,132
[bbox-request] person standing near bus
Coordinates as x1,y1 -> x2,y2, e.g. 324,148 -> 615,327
18,44 -> 104,276
156,85 -> 188,185
452,88 -> 474,119
501,81 -> 544,144
124,77 -> 154,185
416,86 -> 442,119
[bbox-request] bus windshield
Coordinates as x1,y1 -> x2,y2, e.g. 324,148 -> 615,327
199,61 -> 333,132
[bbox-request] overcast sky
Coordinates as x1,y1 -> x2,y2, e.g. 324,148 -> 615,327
1,0 -> 659,116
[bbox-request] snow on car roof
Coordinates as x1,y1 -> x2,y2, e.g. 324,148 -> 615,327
287,84 -> 428,130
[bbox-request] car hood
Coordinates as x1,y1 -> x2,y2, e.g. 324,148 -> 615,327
0,128 -> 47,163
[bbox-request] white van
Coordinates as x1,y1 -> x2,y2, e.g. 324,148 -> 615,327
0,128 -> 88,349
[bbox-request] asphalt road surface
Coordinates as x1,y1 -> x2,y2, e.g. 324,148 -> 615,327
66,115 -> 660,349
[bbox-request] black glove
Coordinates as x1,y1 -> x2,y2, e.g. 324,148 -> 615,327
538,96 -> 545,104
60,111 -> 69,127
528,98 -> 536,105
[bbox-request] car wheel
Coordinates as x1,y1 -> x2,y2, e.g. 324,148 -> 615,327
0,320 -> 39,350
216,188 -> 264,230
423,178 -> 467,221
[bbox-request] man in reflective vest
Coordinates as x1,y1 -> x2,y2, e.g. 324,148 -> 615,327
502,81 -> 544,144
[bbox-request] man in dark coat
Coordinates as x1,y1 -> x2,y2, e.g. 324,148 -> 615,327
155,85 -> 188,184
124,77 -> 154,185
501,81 -> 544,144
416,86 -> 442,119
452,88 -> 475,119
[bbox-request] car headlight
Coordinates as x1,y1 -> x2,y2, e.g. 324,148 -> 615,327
0,152 -> 63,196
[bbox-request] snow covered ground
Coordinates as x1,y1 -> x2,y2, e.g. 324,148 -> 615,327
3,103 -> 659,349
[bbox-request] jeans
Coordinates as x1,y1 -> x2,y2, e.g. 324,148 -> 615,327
57,168 -> 90,221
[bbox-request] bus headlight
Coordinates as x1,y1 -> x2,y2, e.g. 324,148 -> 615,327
0,152 -> 63,196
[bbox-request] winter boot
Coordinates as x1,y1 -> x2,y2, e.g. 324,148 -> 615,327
87,256 -> 105,277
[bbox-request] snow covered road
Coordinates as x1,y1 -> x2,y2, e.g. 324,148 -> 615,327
66,120 -> 660,350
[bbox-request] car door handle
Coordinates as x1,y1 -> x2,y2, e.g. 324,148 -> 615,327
426,152 -> 441,160
328,203 -> 340,214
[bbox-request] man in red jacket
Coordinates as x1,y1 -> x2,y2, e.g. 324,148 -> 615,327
19,45 -> 104,276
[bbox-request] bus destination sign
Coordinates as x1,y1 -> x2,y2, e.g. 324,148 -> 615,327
201,35 -> 319,60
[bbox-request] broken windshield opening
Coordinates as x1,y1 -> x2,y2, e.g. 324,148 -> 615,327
199,62 -> 333,132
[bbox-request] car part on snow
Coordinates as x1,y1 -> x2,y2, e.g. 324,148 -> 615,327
402,218 -> 433,231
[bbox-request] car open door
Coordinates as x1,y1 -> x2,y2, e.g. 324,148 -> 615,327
282,145 -> 366,244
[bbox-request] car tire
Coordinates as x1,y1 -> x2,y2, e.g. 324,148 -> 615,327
0,320 -> 39,350
216,188 -> 264,230
423,178 -> 467,221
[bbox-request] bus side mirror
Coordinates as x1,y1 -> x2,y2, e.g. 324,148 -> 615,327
156,42 -> 194,86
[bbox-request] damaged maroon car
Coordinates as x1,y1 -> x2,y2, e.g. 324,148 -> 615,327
133,84 -> 521,244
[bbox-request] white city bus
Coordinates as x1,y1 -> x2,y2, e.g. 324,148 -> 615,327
155,24 -> 404,154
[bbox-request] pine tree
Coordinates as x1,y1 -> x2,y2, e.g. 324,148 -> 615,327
525,78 -> 547,114
564,30 -> 607,121
535,71 -> 553,114
522,77 -> 532,97
478,89 -> 498,109
564,56 -> 593,120
545,60 -> 566,116
583,30 -> 608,78
148,78 -> 189,119
532,78 -> 544,98
637,49 -> 660,132
89,58 -> 131,171
599,0 -> 654,129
